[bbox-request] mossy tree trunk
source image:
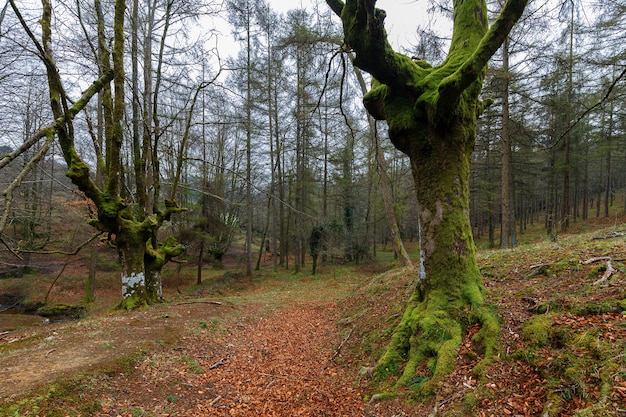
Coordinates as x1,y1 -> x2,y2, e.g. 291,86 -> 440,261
326,0 -> 527,392
24,0 -> 186,308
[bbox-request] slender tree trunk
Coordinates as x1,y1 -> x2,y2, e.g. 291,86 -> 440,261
500,36 -> 514,248
604,103 -> 613,218
245,1 -> 253,276
582,146 -> 589,220
352,62 -> 412,266
561,1 -> 575,231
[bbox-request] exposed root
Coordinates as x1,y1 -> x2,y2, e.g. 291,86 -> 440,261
375,288 -> 499,398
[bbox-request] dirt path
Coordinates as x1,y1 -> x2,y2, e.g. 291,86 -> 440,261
1,273 -> 403,416
97,302 -> 368,416
0,301 -> 229,402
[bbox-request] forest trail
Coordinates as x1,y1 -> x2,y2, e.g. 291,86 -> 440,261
97,302 -> 368,416
1,271 -> 410,416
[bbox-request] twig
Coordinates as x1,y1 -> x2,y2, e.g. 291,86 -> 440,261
324,326 -> 354,369
45,349 -> 56,357
209,354 -> 230,370
210,395 -> 222,406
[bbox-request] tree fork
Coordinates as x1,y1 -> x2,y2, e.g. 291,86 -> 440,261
327,0 -> 527,394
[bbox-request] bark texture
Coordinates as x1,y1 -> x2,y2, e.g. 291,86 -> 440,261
327,0 -> 527,394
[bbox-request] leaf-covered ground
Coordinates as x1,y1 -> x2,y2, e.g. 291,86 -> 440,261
1,224 -> 626,416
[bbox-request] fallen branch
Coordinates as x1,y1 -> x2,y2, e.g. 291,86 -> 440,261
176,300 -> 223,306
528,263 -> 551,277
324,326 -> 354,369
591,231 -> 626,240
581,256 -> 612,265
0,302 -> 18,314
593,260 -> 616,286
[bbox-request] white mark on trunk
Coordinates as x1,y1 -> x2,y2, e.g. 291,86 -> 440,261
122,271 -> 145,298
154,272 -> 162,298
417,205 -> 426,284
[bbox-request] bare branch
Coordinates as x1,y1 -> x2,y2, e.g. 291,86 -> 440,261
0,70 -> 113,172
0,133 -> 54,259
20,231 -> 104,256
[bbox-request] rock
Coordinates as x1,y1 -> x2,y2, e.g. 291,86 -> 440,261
358,366 -> 376,378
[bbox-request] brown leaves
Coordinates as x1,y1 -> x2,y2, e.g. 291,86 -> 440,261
101,302 -> 365,416
186,303 -> 364,416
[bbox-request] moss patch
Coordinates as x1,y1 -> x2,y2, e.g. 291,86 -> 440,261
37,303 -> 86,319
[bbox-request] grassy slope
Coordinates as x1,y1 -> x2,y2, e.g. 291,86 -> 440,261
341,221 -> 626,416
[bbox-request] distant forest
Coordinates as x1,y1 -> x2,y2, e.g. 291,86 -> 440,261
1,0 -> 625,271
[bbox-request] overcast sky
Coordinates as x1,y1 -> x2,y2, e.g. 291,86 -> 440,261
269,0 -> 443,50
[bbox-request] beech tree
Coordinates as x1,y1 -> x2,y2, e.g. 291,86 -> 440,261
326,0 -> 527,392
4,0 -> 220,307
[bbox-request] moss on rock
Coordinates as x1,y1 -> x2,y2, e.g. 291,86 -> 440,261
37,303 -> 86,319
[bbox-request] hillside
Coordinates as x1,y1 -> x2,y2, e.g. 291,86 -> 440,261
0,222 -> 625,416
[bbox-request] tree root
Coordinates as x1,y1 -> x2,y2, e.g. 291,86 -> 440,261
375,289 -> 499,399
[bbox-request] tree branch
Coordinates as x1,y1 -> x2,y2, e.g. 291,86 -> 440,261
0,69 -> 113,172
438,0 -> 528,107
548,65 -> 626,150
326,0 -> 344,16
332,0 -> 421,90
0,135 -> 54,242
21,231 -> 105,256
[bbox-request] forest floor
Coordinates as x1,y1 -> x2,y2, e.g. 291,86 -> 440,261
1,222 -> 626,416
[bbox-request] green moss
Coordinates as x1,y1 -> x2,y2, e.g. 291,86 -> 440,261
375,279 -> 498,397
573,405 -> 614,417
521,314 -> 553,347
570,299 -> 626,315
470,306 -> 500,376
37,303 -> 86,319
116,294 -> 148,310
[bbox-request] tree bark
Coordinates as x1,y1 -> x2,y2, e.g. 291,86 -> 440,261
21,0 -> 185,307
500,36 -> 514,248
327,0 -> 527,392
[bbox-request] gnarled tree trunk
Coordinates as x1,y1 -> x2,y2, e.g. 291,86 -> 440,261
17,0 -> 186,308
326,0 -> 527,393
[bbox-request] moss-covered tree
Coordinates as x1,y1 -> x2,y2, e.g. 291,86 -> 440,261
10,0 -> 186,308
326,0 -> 527,393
